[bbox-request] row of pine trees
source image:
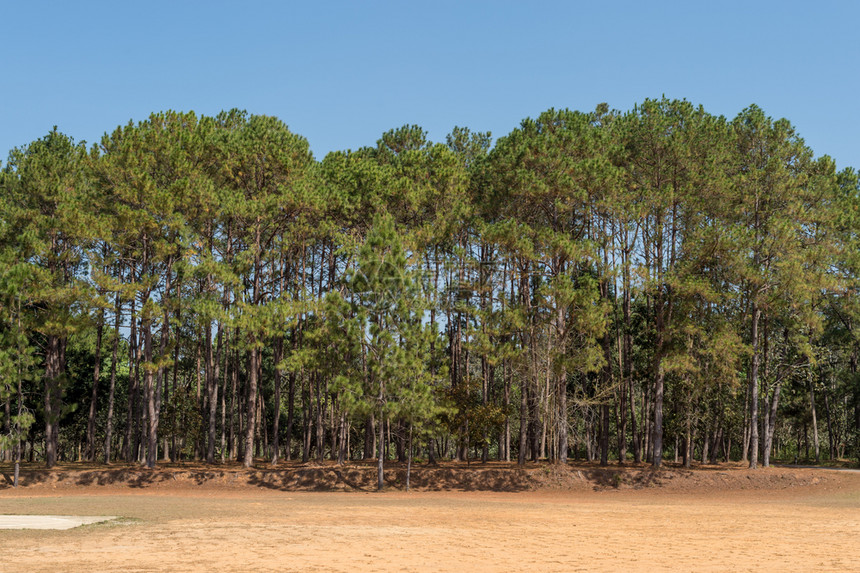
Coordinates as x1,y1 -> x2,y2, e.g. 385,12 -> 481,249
1,99 -> 859,476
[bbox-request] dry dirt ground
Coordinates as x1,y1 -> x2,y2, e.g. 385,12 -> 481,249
1,461 -> 858,572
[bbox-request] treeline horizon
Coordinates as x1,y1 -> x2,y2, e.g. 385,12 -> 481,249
1,98 -> 859,489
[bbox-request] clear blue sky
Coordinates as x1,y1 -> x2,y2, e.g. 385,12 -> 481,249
2,1 -> 858,169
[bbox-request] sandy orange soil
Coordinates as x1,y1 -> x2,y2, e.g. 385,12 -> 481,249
1,461 -> 858,572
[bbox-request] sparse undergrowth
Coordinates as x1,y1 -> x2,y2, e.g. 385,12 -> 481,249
1,460 -> 852,494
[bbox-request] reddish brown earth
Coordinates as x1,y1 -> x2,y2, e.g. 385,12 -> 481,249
1,461 -> 858,572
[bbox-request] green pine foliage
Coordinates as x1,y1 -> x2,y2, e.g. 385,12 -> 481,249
0,99 -> 858,470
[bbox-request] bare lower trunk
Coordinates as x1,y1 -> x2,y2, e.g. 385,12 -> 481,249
651,215 -> 665,469
600,403 -> 610,466
337,410 -> 347,465
206,322 -> 221,464
624,246 -> 639,464
748,306 -> 762,469
364,415 -> 374,460
13,381 -> 21,486
44,335 -> 65,469
3,398 -> 10,463
104,299 -> 121,464
823,385 -> 835,461
286,370 -> 295,461
244,346 -> 259,468
742,378 -> 750,463
630,376 -> 640,463
377,403 -> 385,492
763,383 -> 782,467
315,377 -> 324,462
599,285 -> 611,466
228,342 -> 238,461
558,372 -> 568,464
85,310 -> 105,461
406,423 -> 413,492
271,337 -> 283,465
302,376 -> 312,462
244,226 -> 263,468
809,376 -> 820,463
14,327 -> 24,486
123,299 -> 138,463
652,363 -> 665,467
220,337 -> 228,463
518,265 -> 531,466
144,318 -> 158,469
503,361 -> 511,462
518,380 -> 528,465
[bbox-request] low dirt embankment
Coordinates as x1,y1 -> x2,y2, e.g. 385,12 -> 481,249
1,460 -> 853,494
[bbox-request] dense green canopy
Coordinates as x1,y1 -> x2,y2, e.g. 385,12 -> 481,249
1,100 -> 858,488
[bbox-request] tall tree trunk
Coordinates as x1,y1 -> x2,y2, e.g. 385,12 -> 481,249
600,315 -> 612,466
742,376 -> 750,463
852,351 -> 860,462
144,312 -> 158,469
503,361 -> 511,462
286,369 -> 296,461
85,307 -> 105,461
337,408 -> 347,465
762,383 -> 782,467
14,367 -> 23,486
315,375 -> 324,462
244,345 -> 259,468
652,214 -> 665,468
652,365 -> 665,466
518,264 -> 531,466
3,396 -> 10,463
206,321 -> 222,464
229,342 -> 239,461
406,422 -> 413,492
823,388 -> 835,461
622,236 -> 639,464
104,295 -> 121,464
271,336 -> 283,464
14,300 -> 24,486
220,329 -> 229,463
123,296 -> 137,462
518,375 -> 529,465
364,415 -> 374,460
377,376 -> 385,491
748,305 -> 762,469
44,334 -> 65,469
244,225 -> 263,468
302,374 -> 312,462
809,374 -> 821,463
154,264 -> 171,464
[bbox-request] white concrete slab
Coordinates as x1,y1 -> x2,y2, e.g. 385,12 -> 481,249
0,515 -> 117,530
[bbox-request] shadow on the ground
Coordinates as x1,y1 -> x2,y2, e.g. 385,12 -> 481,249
0,459 -> 848,492
243,465 -> 533,492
